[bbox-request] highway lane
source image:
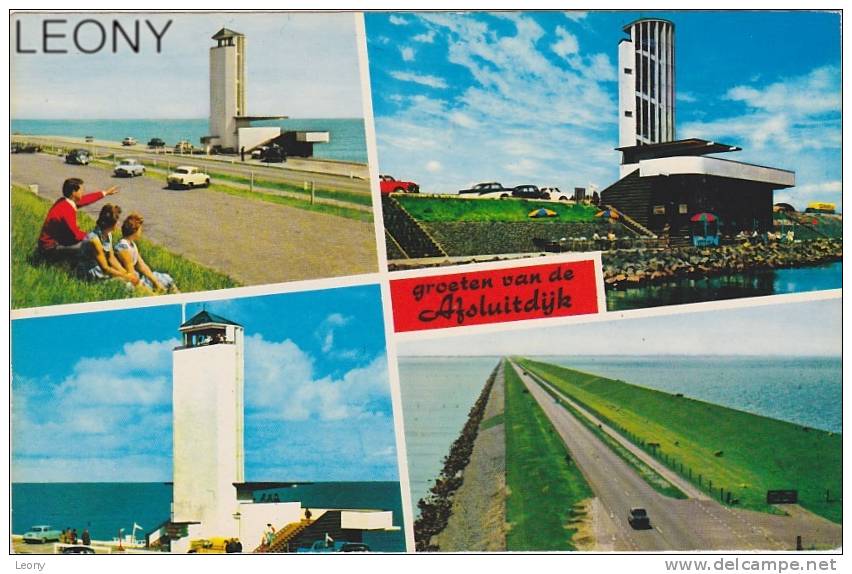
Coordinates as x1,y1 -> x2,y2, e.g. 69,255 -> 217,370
506,360 -> 839,551
14,135 -> 372,194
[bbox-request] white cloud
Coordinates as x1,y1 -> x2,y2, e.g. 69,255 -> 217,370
315,312 -> 352,353
389,70 -> 448,89
400,46 -> 415,62
389,14 -> 409,26
551,26 -> 579,58
413,30 -> 436,43
376,13 -> 619,194
677,91 -> 698,103
564,11 -> 587,22
425,160 -> 442,173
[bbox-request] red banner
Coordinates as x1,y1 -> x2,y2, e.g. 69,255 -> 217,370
390,259 -> 600,332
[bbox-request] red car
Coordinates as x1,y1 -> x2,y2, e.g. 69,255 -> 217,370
380,174 -> 419,195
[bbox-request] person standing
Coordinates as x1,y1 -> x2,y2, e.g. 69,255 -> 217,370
37,178 -> 118,259
81,528 -> 91,546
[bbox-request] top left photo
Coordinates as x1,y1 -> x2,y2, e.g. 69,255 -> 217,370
11,12 -> 377,310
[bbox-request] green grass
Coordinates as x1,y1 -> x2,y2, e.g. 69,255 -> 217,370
518,359 -> 842,523
142,169 -> 373,223
12,186 -> 238,309
504,361 -> 594,550
396,194 -> 600,223
535,378 -> 686,499
479,413 -> 504,431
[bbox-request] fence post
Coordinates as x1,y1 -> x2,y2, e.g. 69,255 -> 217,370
250,172 -> 254,193
311,181 -> 315,204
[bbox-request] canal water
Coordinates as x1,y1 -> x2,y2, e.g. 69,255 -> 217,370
606,261 -> 841,311
397,356 -> 500,518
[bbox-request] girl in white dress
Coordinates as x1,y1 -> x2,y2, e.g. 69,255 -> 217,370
115,213 -> 178,293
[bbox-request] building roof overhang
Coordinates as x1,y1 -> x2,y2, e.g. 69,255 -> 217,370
618,138 -> 742,163
212,28 -> 244,40
623,17 -> 675,33
180,310 -> 242,331
636,155 -> 795,188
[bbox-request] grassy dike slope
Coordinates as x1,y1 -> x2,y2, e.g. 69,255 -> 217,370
12,186 -> 237,308
519,359 -> 842,524
504,361 -> 593,550
396,194 -> 599,222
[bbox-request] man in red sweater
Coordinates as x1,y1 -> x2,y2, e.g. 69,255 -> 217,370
38,178 -> 119,259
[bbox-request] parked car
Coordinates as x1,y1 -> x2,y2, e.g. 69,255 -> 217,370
174,140 -> 194,154
11,142 -> 40,153
167,166 -> 210,189
458,182 -> 512,198
261,145 -> 287,163
628,507 -> 651,530
147,137 -> 166,148
23,525 -> 62,544
65,149 -> 91,165
540,186 -> 570,201
380,174 -> 419,195
114,158 -> 145,177
84,135 -> 94,143
296,540 -> 370,553
60,545 -> 96,554
122,136 -> 137,146
512,184 -> 549,199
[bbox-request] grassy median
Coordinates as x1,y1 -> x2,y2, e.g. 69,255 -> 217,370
504,361 -> 593,550
12,185 -> 238,309
518,359 -> 842,524
396,194 -> 599,223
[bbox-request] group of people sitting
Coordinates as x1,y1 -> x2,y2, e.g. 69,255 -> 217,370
37,177 -> 178,294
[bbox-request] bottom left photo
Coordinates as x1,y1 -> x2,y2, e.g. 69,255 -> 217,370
11,284 -> 406,553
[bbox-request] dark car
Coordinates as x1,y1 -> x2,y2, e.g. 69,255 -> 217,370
340,542 -> 370,553
147,137 -> 166,148
458,182 -> 512,198
65,149 -> 91,165
628,507 -> 651,530
60,545 -> 96,554
11,142 -> 41,153
261,145 -> 287,163
512,184 -> 548,199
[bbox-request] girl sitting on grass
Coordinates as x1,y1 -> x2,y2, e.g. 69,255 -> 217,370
115,213 -> 179,294
76,204 -> 142,288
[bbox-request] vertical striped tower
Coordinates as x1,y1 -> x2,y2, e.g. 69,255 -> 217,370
618,19 -> 675,148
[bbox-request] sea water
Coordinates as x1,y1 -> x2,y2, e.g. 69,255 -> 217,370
607,261 -> 842,311
11,118 -> 367,163
11,481 -> 405,551
398,356 -> 501,517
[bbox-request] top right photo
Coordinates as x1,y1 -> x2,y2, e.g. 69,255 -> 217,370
366,11 -> 841,311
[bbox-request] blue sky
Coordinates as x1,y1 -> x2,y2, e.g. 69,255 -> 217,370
11,285 -> 398,483
366,11 -> 841,210
11,12 -> 364,119
398,297 -> 841,357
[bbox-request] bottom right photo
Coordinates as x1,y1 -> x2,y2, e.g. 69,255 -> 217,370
396,297 -> 842,552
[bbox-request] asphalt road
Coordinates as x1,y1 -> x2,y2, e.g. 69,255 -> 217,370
15,135 -> 371,194
12,153 -> 378,286
507,361 -> 841,551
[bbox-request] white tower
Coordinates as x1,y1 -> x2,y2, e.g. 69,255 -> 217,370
618,18 -> 675,150
208,28 -> 246,151
172,310 -> 245,538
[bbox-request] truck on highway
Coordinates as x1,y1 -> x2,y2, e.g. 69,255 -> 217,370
628,507 -> 651,530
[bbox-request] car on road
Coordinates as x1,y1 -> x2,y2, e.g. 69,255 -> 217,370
85,135 -> 94,142
380,174 -> 419,195
628,507 -> 651,530
65,149 -> 92,165
260,145 -> 287,163
512,184 -> 549,199
167,166 -> 210,189
147,137 -> 166,148
11,142 -> 41,153
23,525 -> 62,544
458,181 -> 512,198
122,137 -> 137,146
60,545 -> 96,554
174,140 -> 194,154
540,186 -> 570,201
114,158 -> 146,177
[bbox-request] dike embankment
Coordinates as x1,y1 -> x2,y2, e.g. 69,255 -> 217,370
601,239 -> 841,288
414,361 -> 505,551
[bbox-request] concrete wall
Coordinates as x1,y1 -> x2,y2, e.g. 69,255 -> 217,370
340,510 -> 394,530
172,342 -> 244,537
237,502 -> 305,550
618,39 -> 636,149
210,44 -> 239,149
237,127 -> 282,152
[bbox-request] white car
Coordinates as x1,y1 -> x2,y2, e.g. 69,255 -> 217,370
167,166 -> 210,189
122,137 -> 137,146
540,186 -> 570,201
114,158 -> 145,177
